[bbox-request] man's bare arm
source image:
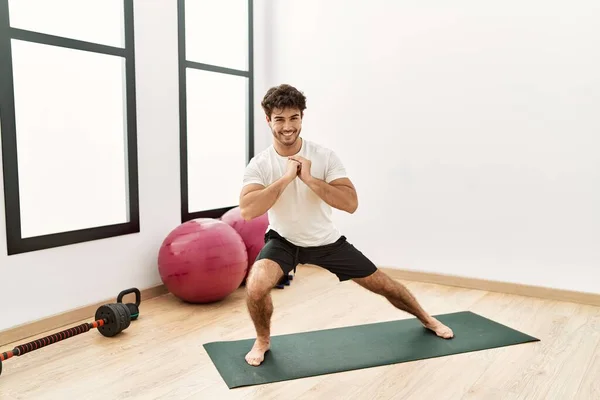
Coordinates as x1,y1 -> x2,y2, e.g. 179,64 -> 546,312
239,158 -> 300,220
239,176 -> 294,220
304,177 -> 358,213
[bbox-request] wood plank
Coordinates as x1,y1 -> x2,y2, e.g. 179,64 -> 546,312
575,337 -> 600,399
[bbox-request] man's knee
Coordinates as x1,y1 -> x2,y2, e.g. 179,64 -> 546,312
246,259 -> 283,300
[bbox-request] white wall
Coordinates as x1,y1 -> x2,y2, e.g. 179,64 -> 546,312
0,1 -> 179,333
267,0 -> 600,293
0,0 -> 270,333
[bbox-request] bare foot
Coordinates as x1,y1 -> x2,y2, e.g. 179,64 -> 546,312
423,317 -> 454,339
245,338 -> 270,366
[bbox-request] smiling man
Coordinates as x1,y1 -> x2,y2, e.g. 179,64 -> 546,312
239,84 -> 454,367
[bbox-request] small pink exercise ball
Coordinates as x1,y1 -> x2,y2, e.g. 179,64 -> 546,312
221,206 -> 269,281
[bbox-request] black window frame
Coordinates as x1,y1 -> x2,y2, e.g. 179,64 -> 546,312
0,0 -> 139,255
177,0 -> 254,222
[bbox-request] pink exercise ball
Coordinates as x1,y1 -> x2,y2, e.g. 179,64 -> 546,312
221,207 -> 269,280
157,218 -> 248,303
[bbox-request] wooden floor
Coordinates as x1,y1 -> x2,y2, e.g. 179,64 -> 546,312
1,265 -> 599,399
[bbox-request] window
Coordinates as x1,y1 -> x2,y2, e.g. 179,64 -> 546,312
178,0 -> 254,221
0,0 -> 139,255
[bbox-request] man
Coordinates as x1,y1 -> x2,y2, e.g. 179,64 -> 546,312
240,84 -> 453,367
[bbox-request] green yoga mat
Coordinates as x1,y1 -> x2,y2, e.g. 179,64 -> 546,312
204,311 -> 539,389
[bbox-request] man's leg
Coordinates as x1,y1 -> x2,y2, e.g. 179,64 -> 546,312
245,259 -> 286,366
305,236 -> 453,339
245,230 -> 298,366
353,270 -> 454,338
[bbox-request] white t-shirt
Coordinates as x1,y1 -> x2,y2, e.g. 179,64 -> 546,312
242,138 -> 348,247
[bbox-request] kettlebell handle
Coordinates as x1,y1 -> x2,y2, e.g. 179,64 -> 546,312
117,288 -> 141,307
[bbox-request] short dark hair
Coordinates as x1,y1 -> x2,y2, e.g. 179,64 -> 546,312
261,84 -> 307,119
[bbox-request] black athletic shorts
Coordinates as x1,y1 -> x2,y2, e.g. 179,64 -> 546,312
255,229 -> 378,281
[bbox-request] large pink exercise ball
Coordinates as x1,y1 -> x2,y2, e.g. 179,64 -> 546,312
157,218 -> 248,303
221,207 -> 269,280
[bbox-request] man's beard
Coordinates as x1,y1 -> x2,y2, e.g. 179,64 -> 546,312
274,128 -> 300,146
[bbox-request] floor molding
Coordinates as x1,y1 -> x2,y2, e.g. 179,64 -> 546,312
0,284 -> 168,347
2,269 -> 599,348
381,267 -> 600,307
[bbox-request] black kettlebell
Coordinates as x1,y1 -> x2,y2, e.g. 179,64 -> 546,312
117,288 -> 141,320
